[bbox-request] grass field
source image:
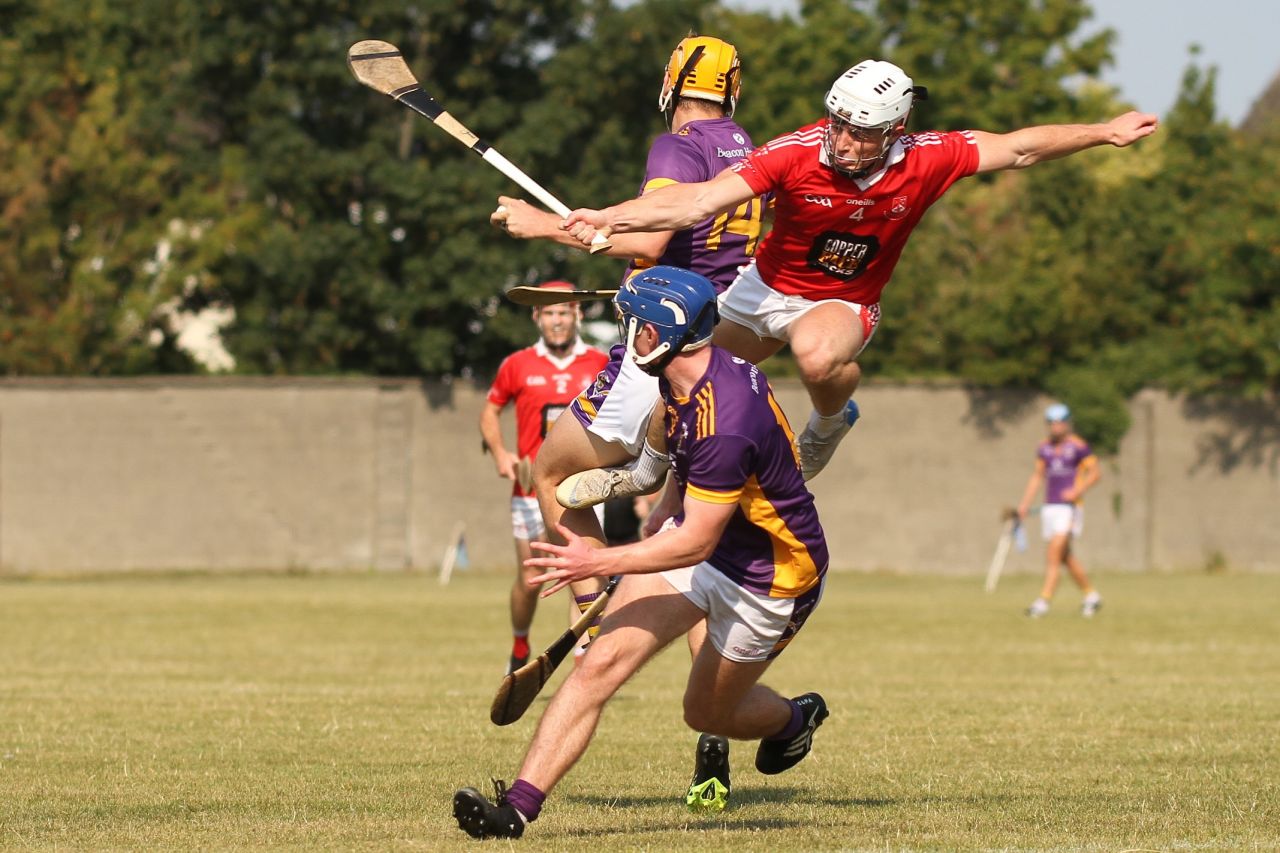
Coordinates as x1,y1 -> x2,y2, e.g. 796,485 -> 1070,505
1,569 -> 1277,851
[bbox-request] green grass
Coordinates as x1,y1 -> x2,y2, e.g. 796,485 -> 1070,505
1,570 -> 1277,851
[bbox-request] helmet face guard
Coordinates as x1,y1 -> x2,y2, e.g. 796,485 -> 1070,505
613,267 -> 719,376
822,59 -> 926,179
822,115 -> 900,179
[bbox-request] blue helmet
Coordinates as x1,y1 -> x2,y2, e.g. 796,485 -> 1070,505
1045,403 -> 1071,423
615,266 -> 719,375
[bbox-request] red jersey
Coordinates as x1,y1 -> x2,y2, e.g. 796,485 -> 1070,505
487,338 -> 608,496
731,120 -> 979,304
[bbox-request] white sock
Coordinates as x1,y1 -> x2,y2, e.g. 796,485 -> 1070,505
807,408 -> 849,439
627,438 -> 669,489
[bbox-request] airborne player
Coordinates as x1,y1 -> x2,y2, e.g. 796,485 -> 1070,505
564,60 -> 1160,480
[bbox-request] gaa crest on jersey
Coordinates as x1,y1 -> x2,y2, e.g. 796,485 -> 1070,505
886,195 -> 910,220
806,230 -> 880,280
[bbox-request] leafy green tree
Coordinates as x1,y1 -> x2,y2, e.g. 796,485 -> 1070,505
0,0 -> 202,374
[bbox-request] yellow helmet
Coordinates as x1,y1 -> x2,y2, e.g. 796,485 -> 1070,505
658,36 -> 742,117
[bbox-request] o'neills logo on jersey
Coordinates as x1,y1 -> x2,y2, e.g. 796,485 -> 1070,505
807,231 -> 880,280
886,195 -> 910,220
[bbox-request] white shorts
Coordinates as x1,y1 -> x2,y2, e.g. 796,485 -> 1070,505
1040,504 -> 1083,540
510,495 -> 603,541
661,561 -> 824,663
582,354 -> 659,457
718,261 -> 881,355
510,496 -> 544,541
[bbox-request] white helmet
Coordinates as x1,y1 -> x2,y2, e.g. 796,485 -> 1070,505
823,60 -> 926,177
825,60 -> 918,127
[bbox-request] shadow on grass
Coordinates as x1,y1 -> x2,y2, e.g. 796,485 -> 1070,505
550,816 -> 814,837
565,786 -> 896,810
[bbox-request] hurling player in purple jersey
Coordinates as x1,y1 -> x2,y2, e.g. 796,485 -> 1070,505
488,36 -> 765,665
1017,403 -> 1103,618
452,268 -> 830,840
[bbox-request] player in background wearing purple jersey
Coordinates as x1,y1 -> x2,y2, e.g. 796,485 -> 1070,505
1016,403 -> 1103,618
452,268 -> 829,840
490,35 -> 764,670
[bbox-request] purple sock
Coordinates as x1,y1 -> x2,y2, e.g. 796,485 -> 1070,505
504,778 -> 546,822
766,699 -> 804,741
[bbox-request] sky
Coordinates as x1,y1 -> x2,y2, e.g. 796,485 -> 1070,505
725,0 -> 1278,125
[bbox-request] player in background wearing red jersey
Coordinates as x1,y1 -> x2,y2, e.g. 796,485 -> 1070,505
564,60 -> 1159,480
480,282 -> 609,673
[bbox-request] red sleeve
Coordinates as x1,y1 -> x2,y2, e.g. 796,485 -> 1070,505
487,355 -> 516,406
730,128 -> 804,196
917,130 -> 980,200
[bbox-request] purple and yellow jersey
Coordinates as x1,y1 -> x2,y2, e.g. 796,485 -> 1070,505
1037,436 -> 1096,505
661,347 -> 828,598
626,117 -> 765,293
570,343 -> 626,427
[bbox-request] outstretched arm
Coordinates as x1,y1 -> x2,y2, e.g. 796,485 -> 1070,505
972,110 -> 1158,174
524,495 -> 735,595
490,195 -> 675,262
562,169 -> 757,246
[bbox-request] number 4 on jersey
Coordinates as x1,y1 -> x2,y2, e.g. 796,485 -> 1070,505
848,207 -> 864,221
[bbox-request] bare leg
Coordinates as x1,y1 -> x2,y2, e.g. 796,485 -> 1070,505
532,415 -> 627,601
712,318 -> 785,365
682,644 -> 790,740
516,572 -> 704,793
509,538 -> 539,634
1062,539 -> 1094,592
787,303 -> 866,416
1040,534 -> 1069,600
534,414 -> 629,546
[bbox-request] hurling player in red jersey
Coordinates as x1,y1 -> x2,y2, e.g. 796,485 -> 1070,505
564,60 -> 1159,480
480,281 -> 609,673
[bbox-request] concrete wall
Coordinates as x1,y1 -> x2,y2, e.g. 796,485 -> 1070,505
0,378 -> 1274,575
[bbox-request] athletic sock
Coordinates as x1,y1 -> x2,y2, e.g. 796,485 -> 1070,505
628,438 -> 670,489
765,699 -> 804,742
807,407 -> 850,439
505,778 -> 545,823
574,591 -> 604,640
511,634 -> 530,660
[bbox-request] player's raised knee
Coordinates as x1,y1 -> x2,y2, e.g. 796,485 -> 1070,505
792,342 -> 850,385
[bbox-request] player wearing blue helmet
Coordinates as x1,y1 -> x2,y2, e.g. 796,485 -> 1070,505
453,267 -> 831,839
614,266 -> 720,376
